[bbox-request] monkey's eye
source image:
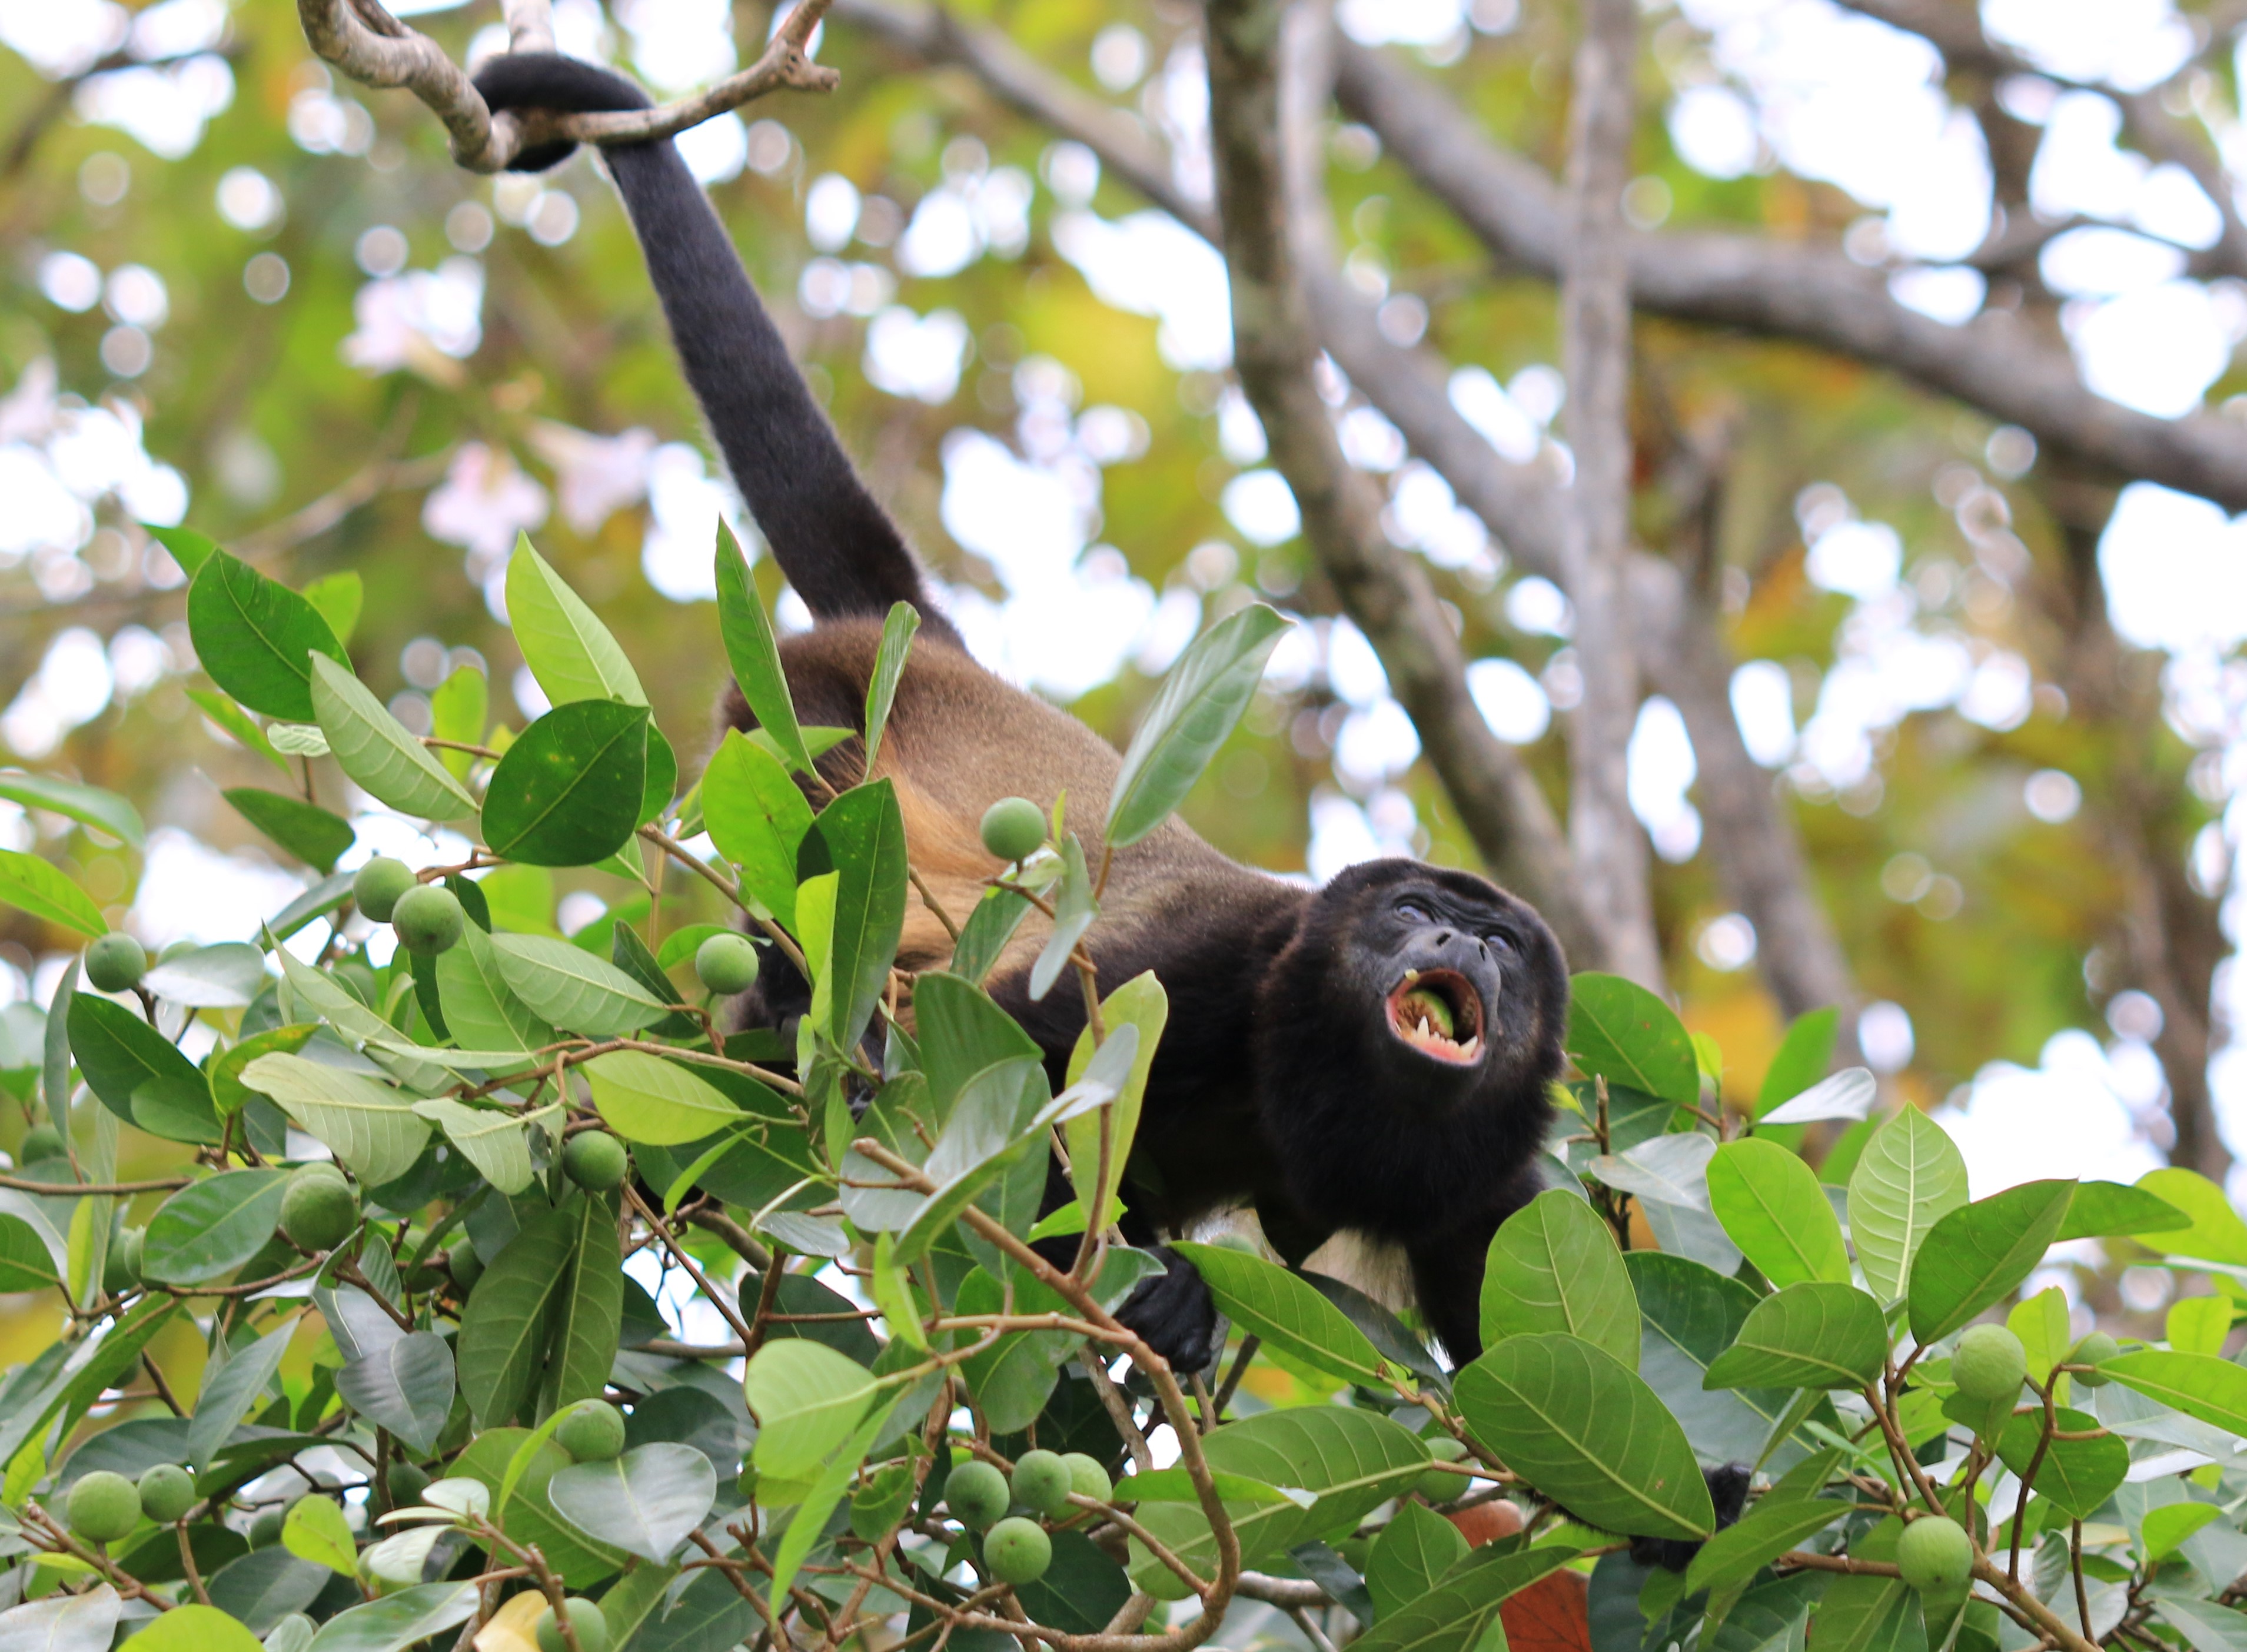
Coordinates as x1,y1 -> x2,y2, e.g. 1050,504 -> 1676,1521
1486,932 -> 1517,955
1397,902 -> 1431,925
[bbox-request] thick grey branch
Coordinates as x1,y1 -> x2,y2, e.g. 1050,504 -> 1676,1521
1335,41 -> 2247,511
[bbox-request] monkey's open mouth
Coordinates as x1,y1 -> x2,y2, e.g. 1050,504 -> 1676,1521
1385,970 -> 1485,1065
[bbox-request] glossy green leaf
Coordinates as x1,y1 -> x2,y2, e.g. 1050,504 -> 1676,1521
68,993 -> 206,1128
1757,1066 -> 1874,1126
480,700 -> 647,866
0,1214 -> 62,1292
949,885 -> 1032,986
1365,1499 -> 1470,1619
240,1053 -> 430,1185
300,570 -> 364,646
1351,1546 -> 1581,1652
189,1313 -> 300,1468
303,1581 -> 478,1652
1106,603 -> 1289,847
860,600 -> 919,778
817,777 -> 908,1051
490,933 -> 667,1035
1995,1405 -> 2126,1520
281,1494 -> 359,1577
700,727 -> 813,928
1565,972 -> 1698,1109
457,1198 -> 582,1426
334,1330 -> 454,1454
187,549 -> 348,720
744,1338 -> 879,1480
309,654 -> 478,820
2132,1169 -> 2247,1266
1456,1332 -> 1714,1540
2058,1181 -> 2191,1241
1703,1283 -> 1886,1391
1480,1187 -> 1638,1365
0,849 -> 106,938
583,1049 -> 744,1144
452,1428 -> 627,1587
913,970 -> 1042,1116
2158,1597 -> 2247,1652
714,521 -> 813,773
0,771 -> 144,847
1173,1240 -> 1387,1382
1906,1179 -> 2075,1343
2143,1503 -> 2223,1562
1707,1138 -> 1851,1287
428,666 -> 488,779
2103,1349 -> 2247,1438
139,942 -> 267,1008
1846,1104 -> 1969,1305
1063,970 -> 1166,1229
222,787 -> 354,872
1757,1008 -> 1839,1116
546,1191 -> 623,1412
546,1442 -> 717,1563
506,537 -> 647,707
433,921 -> 555,1056
1684,1494 -> 1854,1593
146,523 -> 218,579
142,1169 -> 290,1284
411,1098 -> 534,1194
135,1604 -> 267,1652
1029,833 -> 1096,1002
2169,1296 -> 2233,1357
769,1395 -> 899,1606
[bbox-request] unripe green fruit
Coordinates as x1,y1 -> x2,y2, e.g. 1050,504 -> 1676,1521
1061,1452 -> 1111,1506
1010,1450 -> 1072,1518
979,797 -> 1046,864
534,1597 -> 610,1652
447,1238 -> 484,1289
694,932 -> 760,995
2070,1331 -> 2120,1387
249,1505 -> 290,1549
556,1400 -> 627,1462
391,883 -> 465,955
946,1460 -> 1010,1530
281,1165 -> 360,1251
984,1517 -> 1052,1587
104,1225 -> 143,1295
1416,1436 -> 1470,1503
84,933 -> 148,994
19,1124 -> 64,1164
1896,1516 -> 1974,1593
66,1470 -> 141,1543
138,1463 -> 195,1524
353,857 -> 417,923
1952,1324 -> 2028,1404
563,1131 -> 629,1192
385,1461 -> 431,1508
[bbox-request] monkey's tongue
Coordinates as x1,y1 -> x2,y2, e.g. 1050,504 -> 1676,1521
1386,972 -> 1484,1065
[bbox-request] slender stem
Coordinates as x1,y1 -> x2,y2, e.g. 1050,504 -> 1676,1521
623,1184 -> 756,1345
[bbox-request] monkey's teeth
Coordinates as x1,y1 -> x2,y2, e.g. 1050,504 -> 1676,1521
1460,1036 -> 1481,1059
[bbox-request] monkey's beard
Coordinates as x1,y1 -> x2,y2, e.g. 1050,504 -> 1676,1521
1385,969 -> 1485,1065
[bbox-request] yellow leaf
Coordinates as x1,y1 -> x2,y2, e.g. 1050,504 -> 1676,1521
473,1588 -> 549,1652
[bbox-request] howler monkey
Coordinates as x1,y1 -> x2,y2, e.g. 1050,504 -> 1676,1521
474,54 -> 1568,1374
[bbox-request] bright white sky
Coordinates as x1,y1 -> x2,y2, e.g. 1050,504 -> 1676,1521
4,0 -> 2247,1215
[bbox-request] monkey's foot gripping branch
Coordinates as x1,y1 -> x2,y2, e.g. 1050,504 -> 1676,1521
295,0 -> 838,171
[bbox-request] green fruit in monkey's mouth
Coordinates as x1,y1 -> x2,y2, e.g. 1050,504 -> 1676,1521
1386,970 -> 1484,1065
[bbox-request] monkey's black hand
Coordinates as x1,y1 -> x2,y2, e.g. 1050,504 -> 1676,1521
1114,1247 -> 1220,1375
1628,1462 -> 1751,1574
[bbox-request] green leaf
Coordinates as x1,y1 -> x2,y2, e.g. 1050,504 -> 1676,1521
490,934 -> 667,1036
0,1214 -> 62,1291
817,779 -> 908,1051
1686,1495 -> 1854,1593
715,521 -> 813,773
2132,1168 -> 2247,1266
335,1330 -> 454,1454
223,787 -> 354,872
769,1396 -> 899,1605
1995,1405 -> 2126,1519
2009,1286 -> 2072,1387
546,1191 -> 623,1411
146,523 -> 218,579
1455,1332 -> 1714,1540
142,1170 -> 290,1284
429,666 -> 488,779
1757,1007 -> 1839,1117
240,1053 -> 431,1185
1480,1187 -> 1638,1365
458,1199 -> 583,1426
0,771 -> 144,846
1906,1179 -> 2075,1343
1365,1499 -> 1470,1618
949,886 -> 1032,986
300,570 -> 363,646
1173,1240 -> 1387,1382
411,1099 -> 535,1194
913,972 -> 1042,1117
453,1429 -> 627,1587
2169,1295 -> 2233,1357
188,687 -> 291,776
282,1494 -> 360,1577
141,942 -> 267,1009
1106,604 -> 1289,847
1029,834 -> 1096,1002
1846,1105 -> 1968,1305
700,729 -> 813,928
304,1582 -> 479,1652
480,700 -> 648,867
860,601 -> 919,778
506,537 -> 647,707
744,1338 -> 879,1480
68,993 -> 207,1129
2142,1503 -> 2223,1562
187,549 -> 349,720
1707,1138 -> 1851,1287
0,849 -> 106,938
583,1050 -> 746,1144
2058,1181 -> 2190,1241
1703,1283 -> 1887,1390
134,1604 -> 267,1652
1350,1545 -> 1581,1652
309,654 -> 478,820
546,1442 -> 717,1563
433,922 -> 556,1056
1063,970 -> 1166,1229
2103,1349 -> 2247,1438
2158,1597 -> 2247,1652
1565,972 -> 1699,1110
190,1314 -> 300,1468
1758,1067 -> 1875,1126
639,722 -> 677,827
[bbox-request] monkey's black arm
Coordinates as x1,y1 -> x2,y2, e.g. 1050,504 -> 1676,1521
473,54 -> 960,646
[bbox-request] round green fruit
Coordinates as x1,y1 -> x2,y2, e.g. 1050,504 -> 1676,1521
534,1597 -> 611,1652
138,1463 -> 195,1524
353,857 -> 418,923
66,1470 -> 141,1543
248,1504 -> 290,1549
18,1123 -> 64,1165
1061,1452 -> 1112,1506
946,1460 -> 1011,1530
1952,1324 -> 2028,1404
2070,1331 -> 2120,1387
694,932 -> 760,995
385,1461 -> 431,1508
1416,1437 -> 1471,1503
984,1517 -> 1052,1587
281,1165 -> 359,1251
556,1400 -> 627,1462
391,884 -> 466,955
1896,1516 -> 1974,1594
979,797 -> 1046,864
1009,1450 -> 1072,1518
104,1225 -> 144,1294
84,933 -> 148,994
447,1238 -> 484,1289
563,1131 -> 629,1193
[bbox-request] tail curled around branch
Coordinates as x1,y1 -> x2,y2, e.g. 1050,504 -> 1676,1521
472,53 -> 960,646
